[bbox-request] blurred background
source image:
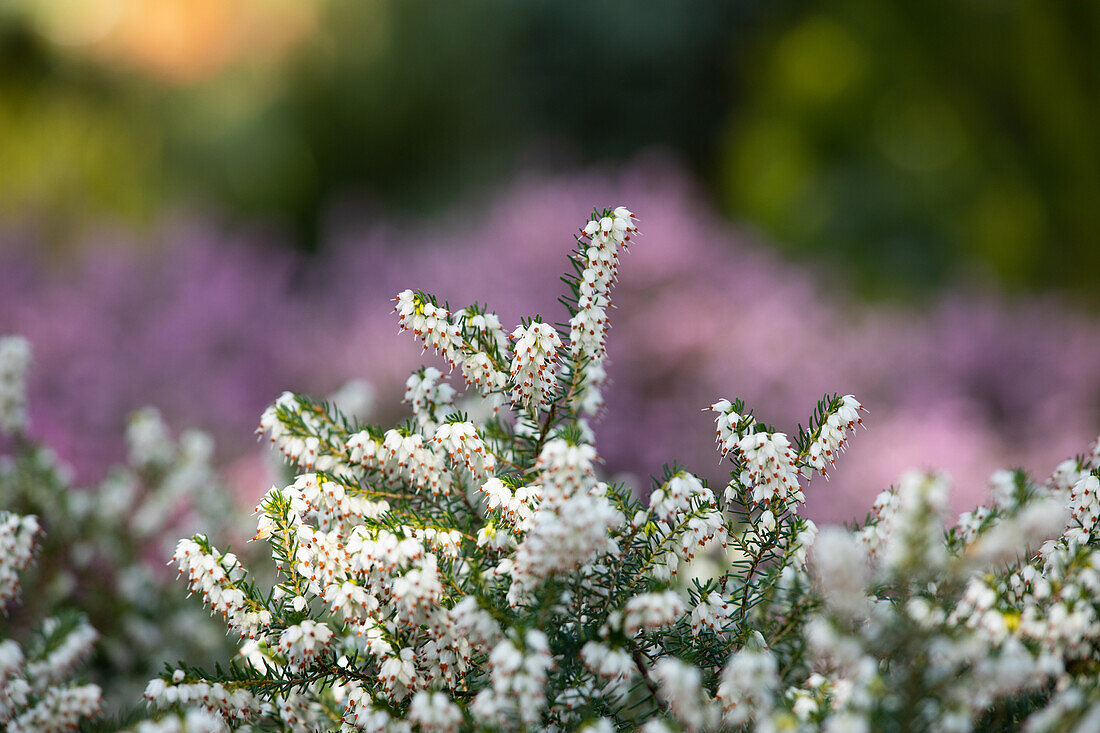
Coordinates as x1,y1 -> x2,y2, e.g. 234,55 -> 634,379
2,0 -> 1100,520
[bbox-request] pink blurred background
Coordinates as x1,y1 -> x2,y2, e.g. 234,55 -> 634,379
5,157 -> 1097,522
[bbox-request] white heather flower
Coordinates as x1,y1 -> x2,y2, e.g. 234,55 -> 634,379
476,523 -> 514,552
812,528 -> 870,619
126,407 -> 175,468
404,367 -> 456,434
508,321 -> 562,411
350,620 -> 394,660
709,399 -> 755,459
257,391 -> 349,472
804,395 -> 864,477
479,477 -> 539,531
259,391 -> 296,445
508,490 -> 622,605
534,438 -> 597,506
573,361 -> 609,418
172,538 -> 270,639
455,309 -> 509,355
1,559 -> 104,730
568,208 -> 637,416
0,525 -> 103,733
471,631 -> 552,729
955,505 -> 991,545
277,621 -> 334,672
0,512 -> 39,608
407,690 -> 463,733
647,472 -> 728,564
274,691 -> 327,729
0,336 -> 31,435
378,647 -> 418,702
716,646 -> 778,727
712,395 -> 866,509
568,299 -> 609,362
348,428 -> 452,497
342,684 -> 389,730
790,689 -> 820,721
970,497 -> 1069,566
652,657 -> 718,732
736,431 -> 803,507
792,519 -> 818,567
1069,474 -> 1100,533
857,486 -> 899,560
623,591 -> 686,635
8,683 -> 102,733
1048,458 -> 1087,495
690,591 -> 732,636
25,616 -> 98,687
144,677 -> 266,721
554,683 -> 598,720
416,527 -> 464,559
418,615 -> 476,690
649,472 -> 705,522
448,597 -> 502,652
453,309 -> 510,397
459,351 -> 509,397
394,290 -> 464,367
391,554 -> 444,624
133,205 -> 1100,731
434,420 -> 496,480
989,469 -> 1019,510
396,298 -> 510,410
869,471 -> 950,576
580,642 -> 635,683
571,209 -> 636,348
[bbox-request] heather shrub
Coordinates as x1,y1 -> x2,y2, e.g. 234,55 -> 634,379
0,506 -> 102,731
122,207 -> 1100,731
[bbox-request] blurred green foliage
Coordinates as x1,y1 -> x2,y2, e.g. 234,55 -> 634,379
0,0 -> 1097,299
0,0 -> 745,246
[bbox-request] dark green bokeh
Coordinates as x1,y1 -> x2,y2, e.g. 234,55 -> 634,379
722,0 -> 1100,300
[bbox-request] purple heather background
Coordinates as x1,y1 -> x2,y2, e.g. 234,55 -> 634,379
3,158 -> 1098,522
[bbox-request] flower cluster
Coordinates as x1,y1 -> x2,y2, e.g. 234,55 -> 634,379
394,291 -> 512,401
470,630 -> 554,728
172,539 -> 271,639
791,447 -> 1100,731
0,510 -> 103,732
509,321 -> 562,411
14,203 -> 1082,731
710,394 -> 866,509
567,207 -> 638,417
0,512 -> 38,608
